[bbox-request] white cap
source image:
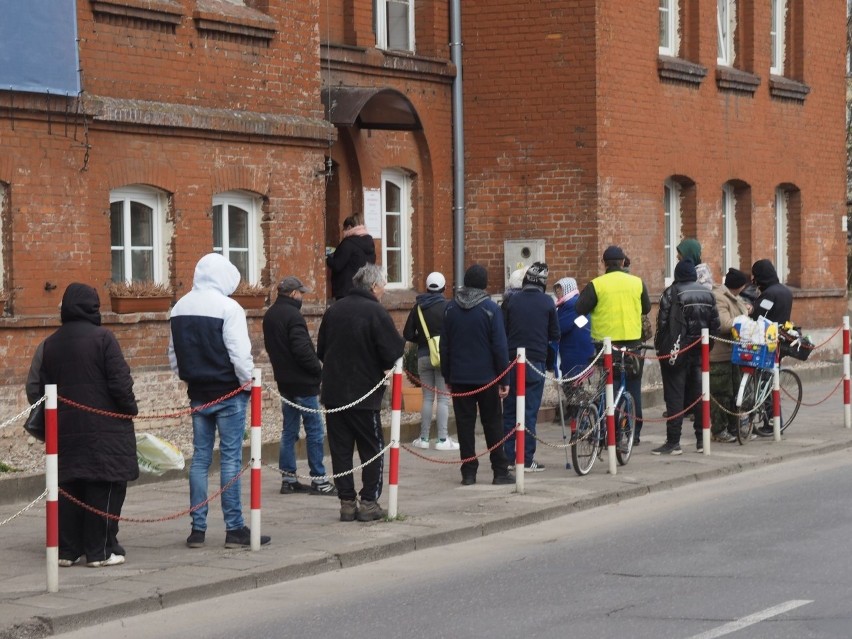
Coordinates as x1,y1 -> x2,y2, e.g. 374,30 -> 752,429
426,272 -> 446,292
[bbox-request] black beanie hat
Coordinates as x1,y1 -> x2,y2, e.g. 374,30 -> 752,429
724,268 -> 748,289
463,264 -> 488,289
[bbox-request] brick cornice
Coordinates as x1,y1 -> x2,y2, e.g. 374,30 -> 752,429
769,75 -> 810,103
715,67 -> 761,95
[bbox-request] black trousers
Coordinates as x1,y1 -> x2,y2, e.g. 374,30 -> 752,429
660,358 -> 703,445
59,479 -> 126,563
451,384 -> 510,479
326,409 -> 384,502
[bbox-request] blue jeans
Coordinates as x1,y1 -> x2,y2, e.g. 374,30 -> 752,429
502,359 -> 546,466
417,355 -> 450,440
279,395 -> 327,481
189,393 -> 248,532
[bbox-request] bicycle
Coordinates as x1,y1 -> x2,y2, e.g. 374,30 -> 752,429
569,344 -> 649,476
733,323 -> 808,444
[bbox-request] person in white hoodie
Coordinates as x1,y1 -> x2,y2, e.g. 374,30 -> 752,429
169,253 -> 269,549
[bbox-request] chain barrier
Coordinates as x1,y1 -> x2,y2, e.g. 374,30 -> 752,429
264,441 -> 393,480
58,463 -> 250,523
400,428 -> 516,465
265,371 -> 393,414
0,396 -> 46,433
526,346 -> 606,384
0,489 -> 47,527
404,357 -> 519,397
58,382 -> 252,420
793,377 -> 843,407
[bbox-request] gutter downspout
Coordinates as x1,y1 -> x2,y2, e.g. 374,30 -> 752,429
450,0 -> 465,289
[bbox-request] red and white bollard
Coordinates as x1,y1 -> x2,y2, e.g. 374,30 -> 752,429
45,384 -> 58,592
604,338 -> 617,475
515,347 -> 526,494
250,369 -> 262,550
772,349 -> 782,441
388,357 -> 403,519
701,329 -> 711,455
844,316 -> 851,429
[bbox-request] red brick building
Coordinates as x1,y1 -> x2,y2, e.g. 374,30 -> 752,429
462,0 -> 847,327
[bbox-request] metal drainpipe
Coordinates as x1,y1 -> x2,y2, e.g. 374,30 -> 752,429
449,0 -> 465,289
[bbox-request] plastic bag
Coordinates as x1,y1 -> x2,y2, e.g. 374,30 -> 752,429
136,433 -> 185,475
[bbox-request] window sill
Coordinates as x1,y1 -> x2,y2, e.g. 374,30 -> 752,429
769,75 -> 810,103
90,0 -> 183,25
657,56 -> 707,86
193,0 -> 277,41
715,67 -> 761,95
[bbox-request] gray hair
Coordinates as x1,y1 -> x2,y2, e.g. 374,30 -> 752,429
352,263 -> 386,292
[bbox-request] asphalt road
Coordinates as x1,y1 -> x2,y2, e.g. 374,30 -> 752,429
55,450 -> 852,639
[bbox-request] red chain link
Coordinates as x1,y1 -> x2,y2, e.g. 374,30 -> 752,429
405,357 -> 518,397
401,427 -> 516,465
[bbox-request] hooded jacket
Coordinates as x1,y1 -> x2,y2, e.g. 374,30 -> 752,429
317,288 -> 405,410
326,227 -> 377,300
441,287 -> 510,385
39,283 -> 139,483
555,282 -> 595,377
750,259 -> 792,324
402,291 -> 447,359
263,293 -> 322,397
169,253 -> 254,402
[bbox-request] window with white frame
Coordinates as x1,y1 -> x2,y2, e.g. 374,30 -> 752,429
110,186 -> 168,283
770,0 -> 786,75
376,0 -> 414,52
659,0 -> 680,56
212,191 -> 263,283
717,0 -> 736,66
775,188 -> 789,283
722,184 -> 740,271
664,179 -> 682,286
380,170 -> 411,288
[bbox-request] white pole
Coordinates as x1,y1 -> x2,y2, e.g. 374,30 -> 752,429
388,357 -> 403,519
772,355 -> 782,441
250,369 -> 262,551
515,347 -> 526,494
605,339 -> 616,476
844,317 -> 851,429
701,328 -> 711,455
45,385 -> 58,593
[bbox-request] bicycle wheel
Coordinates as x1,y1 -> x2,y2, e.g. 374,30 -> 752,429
779,369 -> 802,432
572,404 -> 601,476
750,371 -> 775,437
615,391 -> 635,465
736,372 -> 761,444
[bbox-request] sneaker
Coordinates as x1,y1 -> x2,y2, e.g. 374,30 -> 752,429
696,442 -> 704,453
310,481 -> 338,496
356,499 -> 384,522
712,431 -> 737,443
435,437 -> 460,451
411,437 -> 431,449
224,526 -> 271,548
58,556 -> 80,567
492,472 -> 516,485
460,475 -> 476,486
524,460 -> 546,472
280,480 -> 309,494
651,442 -> 683,456
186,529 -> 206,548
86,553 -> 125,567
340,499 -> 358,522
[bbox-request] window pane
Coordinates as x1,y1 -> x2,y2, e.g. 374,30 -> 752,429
110,202 -> 123,247
659,0 -> 669,49
212,204 -> 223,250
230,251 -> 249,280
130,201 -> 153,247
130,249 -> 154,281
228,206 -> 249,248
111,250 -> 124,282
385,181 -> 401,213
386,214 -> 401,250
386,249 -> 401,283
387,1 -> 410,50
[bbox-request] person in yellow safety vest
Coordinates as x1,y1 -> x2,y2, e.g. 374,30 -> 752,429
575,245 -> 651,442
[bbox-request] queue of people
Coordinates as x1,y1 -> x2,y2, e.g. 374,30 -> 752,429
29,240 -> 792,567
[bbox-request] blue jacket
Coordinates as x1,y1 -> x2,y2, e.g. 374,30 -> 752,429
502,285 -> 559,363
555,296 -> 595,377
441,288 -> 509,386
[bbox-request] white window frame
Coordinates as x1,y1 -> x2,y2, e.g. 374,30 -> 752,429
722,184 -> 739,271
212,191 -> 263,284
110,186 -> 168,284
380,170 -> 411,289
775,188 -> 789,283
663,179 -> 682,287
770,0 -> 786,76
376,0 -> 414,52
659,0 -> 680,57
717,0 -> 736,66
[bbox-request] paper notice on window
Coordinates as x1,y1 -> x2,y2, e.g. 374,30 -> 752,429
363,189 -> 382,239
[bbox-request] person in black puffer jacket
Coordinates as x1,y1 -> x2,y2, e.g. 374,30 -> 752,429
37,283 -> 138,568
326,215 -> 377,300
750,259 -> 792,324
653,260 -> 720,456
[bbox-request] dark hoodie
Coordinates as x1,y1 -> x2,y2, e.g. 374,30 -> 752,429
403,292 -> 448,358
750,259 -> 792,323
440,287 -> 509,385
326,231 -> 377,300
40,283 -> 138,482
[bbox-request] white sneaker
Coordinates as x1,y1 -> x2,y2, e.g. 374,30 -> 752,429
435,437 -> 460,451
412,437 -> 430,449
86,553 -> 125,568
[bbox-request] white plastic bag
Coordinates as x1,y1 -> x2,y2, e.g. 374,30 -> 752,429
136,433 -> 185,476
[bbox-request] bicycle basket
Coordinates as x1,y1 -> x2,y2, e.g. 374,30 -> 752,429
779,335 -> 813,361
563,368 -> 604,406
731,341 -> 776,368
